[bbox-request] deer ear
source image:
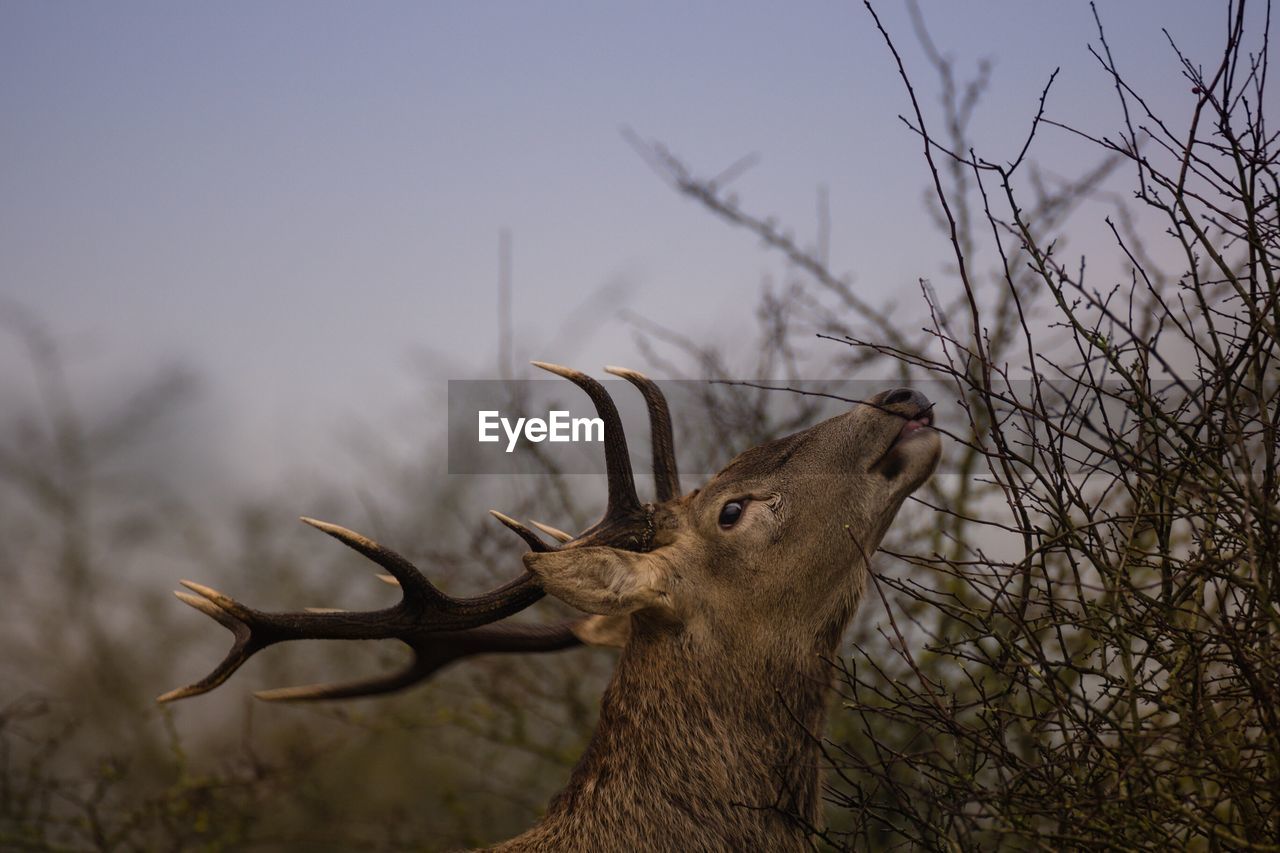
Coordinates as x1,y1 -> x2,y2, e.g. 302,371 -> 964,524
523,547 -> 672,617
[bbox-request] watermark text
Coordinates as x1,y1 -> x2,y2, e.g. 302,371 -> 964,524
478,410 -> 604,452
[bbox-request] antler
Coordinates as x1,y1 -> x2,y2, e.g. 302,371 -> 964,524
531,361 -> 645,540
605,365 -> 681,501
252,621 -> 582,702
160,363 -> 678,703
158,518 -> 548,703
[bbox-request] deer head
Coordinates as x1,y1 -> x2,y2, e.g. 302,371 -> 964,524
525,378 -> 940,662
160,363 -> 939,848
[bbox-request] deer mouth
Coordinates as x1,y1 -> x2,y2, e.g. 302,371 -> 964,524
894,409 -> 935,445
871,403 -> 937,478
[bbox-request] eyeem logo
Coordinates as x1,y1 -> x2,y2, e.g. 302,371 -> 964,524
478,410 -> 604,453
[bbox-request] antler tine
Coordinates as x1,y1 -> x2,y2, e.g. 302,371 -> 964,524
531,361 -> 642,519
254,621 -> 583,702
605,366 -> 682,501
254,652 -> 437,702
157,587 -> 265,703
299,516 -> 545,622
530,520 -> 573,543
489,510 -> 556,552
300,517 -> 448,606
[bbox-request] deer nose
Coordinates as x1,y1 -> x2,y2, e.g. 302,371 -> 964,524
879,388 -> 930,410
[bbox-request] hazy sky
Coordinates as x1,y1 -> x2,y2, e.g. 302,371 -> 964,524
0,1 -> 1232,494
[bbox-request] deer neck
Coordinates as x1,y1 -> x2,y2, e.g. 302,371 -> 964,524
505,618 -> 839,851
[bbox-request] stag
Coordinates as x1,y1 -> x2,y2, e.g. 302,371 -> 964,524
160,363 -> 940,851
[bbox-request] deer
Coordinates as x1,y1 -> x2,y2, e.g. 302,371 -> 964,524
159,362 -> 940,851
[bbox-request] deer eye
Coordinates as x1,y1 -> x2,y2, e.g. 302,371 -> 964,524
718,500 -> 746,529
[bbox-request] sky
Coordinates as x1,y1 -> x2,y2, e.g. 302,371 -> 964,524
0,1 -> 1236,497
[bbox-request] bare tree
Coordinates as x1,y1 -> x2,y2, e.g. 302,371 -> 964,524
640,1 -> 1279,848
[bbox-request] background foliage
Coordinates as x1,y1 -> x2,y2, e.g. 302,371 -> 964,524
2,2 -> 1276,850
